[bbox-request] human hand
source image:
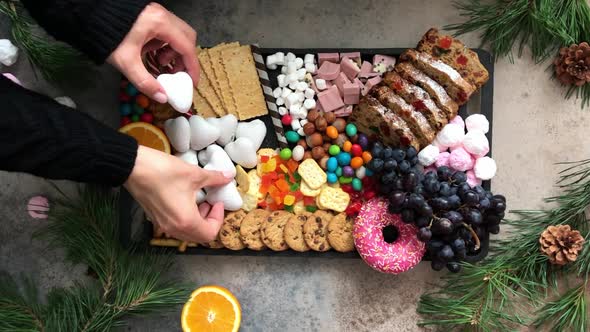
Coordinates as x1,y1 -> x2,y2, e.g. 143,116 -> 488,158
107,2 -> 200,104
124,146 -> 232,242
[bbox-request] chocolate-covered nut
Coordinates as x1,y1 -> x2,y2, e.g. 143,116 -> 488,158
307,109 -> 320,122
323,112 -> 336,124
319,155 -> 330,170
322,142 -> 331,152
350,134 -> 359,143
297,139 -> 308,150
334,133 -> 348,147
308,132 -> 323,147
322,134 -> 331,143
303,122 -> 316,136
312,146 -> 325,160
315,117 -> 327,131
332,118 -> 347,132
303,151 -> 313,160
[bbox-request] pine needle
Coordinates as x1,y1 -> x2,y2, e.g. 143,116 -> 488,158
533,284 -> 588,332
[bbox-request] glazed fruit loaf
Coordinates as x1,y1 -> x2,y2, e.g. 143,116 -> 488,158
395,62 -> 458,120
417,28 -> 489,89
350,95 -> 419,149
372,85 -> 434,149
383,71 -> 448,130
400,49 -> 474,105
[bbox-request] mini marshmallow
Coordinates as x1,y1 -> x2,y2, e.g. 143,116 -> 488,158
287,62 -> 297,74
434,151 -> 451,168
278,107 -> 288,116
418,145 -> 440,166
436,123 -> 465,148
463,130 -> 490,157
286,73 -> 298,84
284,93 -> 300,108
300,119 -> 308,126
466,170 -> 482,188
291,119 -> 302,130
295,57 -> 304,69
290,105 -> 305,119
450,115 -> 465,130
303,98 -> 316,110
266,55 -> 278,68
304,53 -> 315,64
281,66 -> 288,74
449,147 -> 474,172
296,81 -> 308,92
304,88 -> 315,99
316,79 -> 327,90
296,91 -> 305,102
273,87 -> 282,98
297,127 -> 306,136
286,52 -> 296,63
465,114 -> 490,134
267,64 -> 277,70
281,87 -> 293,98
274,52 -> 285,65
305,62 -> 316,73
296,68 -> 307,80
277,74 -> 287,87
275,97 -> 284,106
289,81 -> 298,90
474,157 -> 497,180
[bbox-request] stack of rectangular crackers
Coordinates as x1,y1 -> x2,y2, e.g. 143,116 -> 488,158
193,42 -> 268,120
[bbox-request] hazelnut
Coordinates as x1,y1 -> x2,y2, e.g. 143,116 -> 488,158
297,139 -> 308,150
332,118 -> 347,132
303,122 -> 316,136
323,112 -> 336,124
312,146 -> 325,160
315,117 -> 328,131
308,132 -> 323,147
307,109 -> 320,122
334,133 -> 348,146
319,155 -> 330,170
303,151 -> 313,160
323,142 -> 332,152
350,134 -> 359,143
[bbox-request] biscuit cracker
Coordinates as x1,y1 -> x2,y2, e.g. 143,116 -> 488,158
298,159 -> 327,190
317,186 -> 350,212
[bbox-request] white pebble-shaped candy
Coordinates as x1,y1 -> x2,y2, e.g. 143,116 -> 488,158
303,98 -> 316,110
281,66 -> 288,74
296,81 -> 308,91
296,68 -> 307,80
287,61 -> 297,74
465,114 -> 489,134
286,52 -> 296,62
288,81 -> 298,90
291,119 -> 302,130
281,87 -> 293,98
277,74 -> 287,87
316,78 -> 327,90
275,52 -> 285,65
285,93 -> 299,108
275,97 -> 284,106
300,119 -> 308,126
356,166 -> 366,179
463,130 -> 489,157
272,87 -> 282,98
296,91 -> 305,102
197,150 -> 208,166
305,62 -> 316,73
297,127 -> 306,137
295,57 -> 304,69
418,145 -> 440,166
304,54 -> 315,64
304,88 -> 315,99
474,156 -> 497,180
278,107 -> 288,116
436,123 -> 465,148
292,145 -> 305,161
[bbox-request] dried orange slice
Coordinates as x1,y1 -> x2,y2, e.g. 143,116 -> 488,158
119,122 -> 171,154
181,285 -> 241,332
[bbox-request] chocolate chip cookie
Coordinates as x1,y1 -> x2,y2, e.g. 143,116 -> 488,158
219,210 -> 247,250
327,212 -> 355,252
303,210 -> 333,252
200,235 -> 224,249
260,210 -> 290,251
284,211 -> 313,252
239,209 -> 269,251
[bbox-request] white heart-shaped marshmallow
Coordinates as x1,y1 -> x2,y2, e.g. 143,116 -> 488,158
204,148 -> 236,178
206,114 -> 238,146
164,117 -> 190,152
197,150 -> 209,166
175,150 -> 198,165
189,115 -> 221,151
206,182 -> 243,211
235,119 -> 266,151
224,137 -> 257,169
157,72 -> 193,113
196,189 -> 206,204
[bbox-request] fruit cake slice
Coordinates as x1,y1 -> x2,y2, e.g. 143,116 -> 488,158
350,95 -> 419,149
395,62 -> 458,120
417,28 -> 489,89
383,71 -> 448,130
400,49 -> 475,105
372,85 -> 435,149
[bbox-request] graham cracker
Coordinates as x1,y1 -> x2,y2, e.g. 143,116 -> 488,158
198,46 -> 224,102
209,42 -> 240,117
195,49 -> 226,116
221,45 -> 268,120
193,89 -> 218,118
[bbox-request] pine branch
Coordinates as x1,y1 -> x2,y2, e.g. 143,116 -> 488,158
0,273 -> 44,332
532,284 -> 588,332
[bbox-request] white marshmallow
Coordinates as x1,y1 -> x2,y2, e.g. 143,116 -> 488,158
295,81 -> 308,92
463,130 -> 490,157
418,145 -> 440,166
267,64 -> 277,70
278,107 -> 288,116
274,52 -> 285,65
304,53 -> 315,64
277,74 -> 287,87
316,78 -> 327,90
436,123 -> 465,148
281,66 -> 288,74
432,137 -> 449,152
285,93 -> 300,109
295,57 -> 304,69
292,145 -> 305,161
474,157 -> 497,180
295,91 -> 305,102
290,104 -> 304,119
465,114 -> 490,134
296,68 -> 307,80
297,127 -> 306,136
287,61 -> 297,74
266,55 -> 277,68
289,81 -> 298,90
300,119 -> 308,127
286,73 -> 298,84
281,87 -> 293,99
303,98 -> 316,110
305,62 -> 316,74
273,87 -> 282,98
286,52 -> 296,63
291,119 -> 302,130
275,97 -> 284,106
304,88 -> 316,99
0,39 -> 18,66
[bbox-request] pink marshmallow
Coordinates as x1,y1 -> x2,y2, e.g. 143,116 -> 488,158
466,170 -> 482,187
436,123 -> 465,148
435,151 -> 451,168
463,130 -> 490,157
340,57 -> 361,80
465,114 -> 490,134
474,156 -> 497,180
318,53 -> 339,66
450,115 -> 465,130
3,73 -> 21,86
316,61 -> 341,81
449,147 -> 474,172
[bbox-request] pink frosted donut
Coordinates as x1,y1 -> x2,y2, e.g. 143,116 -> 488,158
353,198 -> 426,274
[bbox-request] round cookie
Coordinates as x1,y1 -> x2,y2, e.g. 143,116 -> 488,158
239,209 -> 270,251
284,211 -> 313,252
303,210 -> 333,252
260,210 -> 291,251
200,235 -> 224,249
327,213 -> 355,252
219,210 -> 248,250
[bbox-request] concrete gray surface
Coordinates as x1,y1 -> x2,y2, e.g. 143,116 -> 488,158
2,0 -> 590,331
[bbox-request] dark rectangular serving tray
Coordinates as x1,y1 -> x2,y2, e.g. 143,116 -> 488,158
119,47 -> 494,262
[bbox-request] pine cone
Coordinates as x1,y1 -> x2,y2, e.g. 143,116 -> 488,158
554,42 -> 590,86
539,225 -> 585,265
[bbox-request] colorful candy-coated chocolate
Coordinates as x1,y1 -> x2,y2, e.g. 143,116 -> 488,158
118,92 -> 130,102
131,114 -> 140,122
350,144 -> 362,157
135,94 -> 150,108
365,168 -> 374,177
133,104 -> 145,115
355,166 -> 366,179
339,176 -> 353,184
140,113 -> 154,123
125,83 -> 139,97
350,156 -> 364,169
342,141 -> 352,152
329,145 -> 340,156
326,157 -> 338,172
119,103 -> 132,116
363,190 -> 376,200
357,133 -> 369,150
281,114 -> 292,126
362,151 -> 372,163
120,116 -> 132,127
280,148 -> 292,160
326,126 -> 339,139
342,166 -> 355,177
341,184 -> 353,193
352,178 -> 362,191
345,123 -> 357,137
337,152 -> 351,166
327,172 -> 338,184
335,166 -> 343,177
285,131 -> 300,143
345,200 -> 362,216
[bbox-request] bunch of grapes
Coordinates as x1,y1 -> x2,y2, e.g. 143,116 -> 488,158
366,143 -> 506,273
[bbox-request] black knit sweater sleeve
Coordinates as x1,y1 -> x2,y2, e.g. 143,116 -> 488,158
0,76 -> 138,185
21,0 -> 151,63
